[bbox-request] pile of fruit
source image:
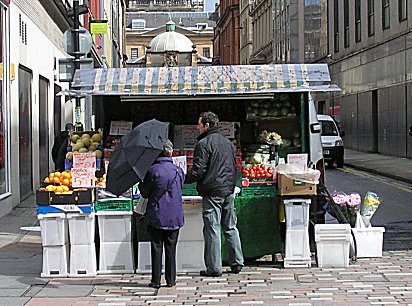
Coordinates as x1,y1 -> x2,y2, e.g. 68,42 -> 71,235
96,174 -> 106,188
42,171 -> 72,194
65,132 -> 103,162
242,164 -> 274,180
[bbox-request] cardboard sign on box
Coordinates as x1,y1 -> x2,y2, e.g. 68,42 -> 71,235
172,155 -> 187,174
277,174 -> 316,196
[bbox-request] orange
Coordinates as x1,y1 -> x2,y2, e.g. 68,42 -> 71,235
62,178 -> 70,186
44,177 -> 50,183
62,172 -> 71,180
62,186 -> 70,192
55,186 -> 64,193
52,177 -> 60,184
49,172 -> 55,179
54,172 -> 61,178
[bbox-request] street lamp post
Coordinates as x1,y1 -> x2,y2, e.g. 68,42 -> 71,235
73,0 -> 83,131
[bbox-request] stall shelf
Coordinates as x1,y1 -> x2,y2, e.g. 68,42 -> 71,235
222,194 -> 281,261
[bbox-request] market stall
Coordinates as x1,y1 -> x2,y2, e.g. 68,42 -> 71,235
60,64 -> 340,262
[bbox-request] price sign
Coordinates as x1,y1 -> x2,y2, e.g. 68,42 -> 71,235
287,153 -> 308,172
72,168 -> 95,188
50,205 -> 82,213
172,156 -> 187,174
109,121 -> 133,136
219,122 -> 236,138
73,152 -> 96,169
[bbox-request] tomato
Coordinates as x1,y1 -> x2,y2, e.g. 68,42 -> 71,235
256,173 -> 261,178
265,173 -> 272,178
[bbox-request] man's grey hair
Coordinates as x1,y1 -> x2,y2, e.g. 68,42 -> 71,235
162,139 -> 173,156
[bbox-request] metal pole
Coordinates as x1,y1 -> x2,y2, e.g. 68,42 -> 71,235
73,0 -> 83,131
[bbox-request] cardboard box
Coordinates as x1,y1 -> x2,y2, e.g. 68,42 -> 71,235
277,174 -> 316,196
36,189 -> 95,206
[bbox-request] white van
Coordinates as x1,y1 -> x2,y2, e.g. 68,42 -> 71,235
317,114 -> 344,168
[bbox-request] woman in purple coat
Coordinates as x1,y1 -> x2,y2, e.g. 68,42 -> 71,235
139,140 -> 185,289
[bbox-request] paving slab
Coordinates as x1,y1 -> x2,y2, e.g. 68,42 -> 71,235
0,297 -> 31,306
36,284 -> 94,297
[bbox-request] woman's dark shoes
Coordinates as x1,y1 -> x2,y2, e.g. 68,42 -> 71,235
231,265 -> 243,274
148,282 -> 160,289
200,270 -> 222,277
166,283 -> 175,287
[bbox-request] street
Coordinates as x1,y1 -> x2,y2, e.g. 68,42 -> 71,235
325,166 -> 412,250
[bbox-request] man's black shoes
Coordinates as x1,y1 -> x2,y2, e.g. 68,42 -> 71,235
148,282 -> 160,289
231,265 -> 242,274
200,270 -> 222,277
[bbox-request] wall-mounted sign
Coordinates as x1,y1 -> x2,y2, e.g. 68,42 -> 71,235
90,20 -> 108,35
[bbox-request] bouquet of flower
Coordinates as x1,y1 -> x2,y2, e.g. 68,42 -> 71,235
330,192 -> 362,227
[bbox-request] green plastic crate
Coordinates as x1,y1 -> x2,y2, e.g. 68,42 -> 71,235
241,185 -> 276,197
95,199 -> 133,211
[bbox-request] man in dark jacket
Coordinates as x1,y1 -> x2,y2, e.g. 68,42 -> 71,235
186,111 -> 244,277
52,123 -> 73,171
139,139 -> 185,289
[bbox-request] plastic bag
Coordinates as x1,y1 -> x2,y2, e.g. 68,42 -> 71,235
361,191 -> 381,220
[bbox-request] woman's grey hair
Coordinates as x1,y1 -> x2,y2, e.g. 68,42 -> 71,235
162,139 -> 173,157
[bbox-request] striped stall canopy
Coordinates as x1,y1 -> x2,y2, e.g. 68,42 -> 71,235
67,64 -> 340,97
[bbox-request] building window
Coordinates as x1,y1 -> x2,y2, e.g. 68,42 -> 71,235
399,0 -> 407,21
344,0 -> 349,48
368,0 -> 375,36
130,48 -> 138,59
355,0 -> 361,42
203,47 -> 210,58
0,5 -> 7,194
334,0 -> 339,53
382,0 -> 390,29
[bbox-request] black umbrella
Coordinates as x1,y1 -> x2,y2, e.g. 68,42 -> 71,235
106,119 -> 169,196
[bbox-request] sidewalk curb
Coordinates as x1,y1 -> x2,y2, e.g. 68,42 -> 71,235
344,162 -> 412,185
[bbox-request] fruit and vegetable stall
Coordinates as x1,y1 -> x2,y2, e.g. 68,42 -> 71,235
40,64 -> 340,276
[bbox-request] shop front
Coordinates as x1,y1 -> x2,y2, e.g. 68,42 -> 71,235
66,64 -> 340,261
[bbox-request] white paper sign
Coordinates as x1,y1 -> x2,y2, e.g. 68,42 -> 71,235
73,152 -> 96,169
287,153 -> 308,172
109,121 -> 133,136
72,168 -> 96,188
172,155 -> 187,174
219,122 -> 236,138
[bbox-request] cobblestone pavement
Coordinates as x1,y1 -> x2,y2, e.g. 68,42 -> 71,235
21,251 -> 412,306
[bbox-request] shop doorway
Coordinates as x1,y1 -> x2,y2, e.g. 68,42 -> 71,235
39,76 -> 49,184
18,66 -> 33,201
53,84 -> 62,138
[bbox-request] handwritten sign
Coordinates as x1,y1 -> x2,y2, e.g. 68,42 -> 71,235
219,122 -> 236,138
73,152 -> 96,169
109,121 -> 133,136
287,153 -> 308,172
172,155 -> 187,174
72,168 -> 96,188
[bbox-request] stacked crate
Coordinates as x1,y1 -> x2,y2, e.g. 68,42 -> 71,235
38,212 -> 69,277
95,199 -> 134,274
283,198 -> 312,268
67,211 -> 97,277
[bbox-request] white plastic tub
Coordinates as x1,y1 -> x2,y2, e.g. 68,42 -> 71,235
352,227 -> 385,258
69,244 -> 97,277
38,213 -> 68,246
98,241 -> 134,274
315,224 -> 351,268
41,244 -> 69,277
97,211 -> 133,243
67,213 -> 95,245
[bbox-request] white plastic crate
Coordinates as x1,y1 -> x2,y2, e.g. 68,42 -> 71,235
352,227 -> 385,258
67,213 -> 95,245
41,244 -> 69,277
136,241 -> 164,274
98,241 -> 134,274
38,213 -> 68,246
69,244 -> 97,277
97,211 -> 133,243
315,224 -> 351,268
179,208 -> 203,241
284,198 -> 311,230
284,229 -> 311,268
176,240 -> 205,272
